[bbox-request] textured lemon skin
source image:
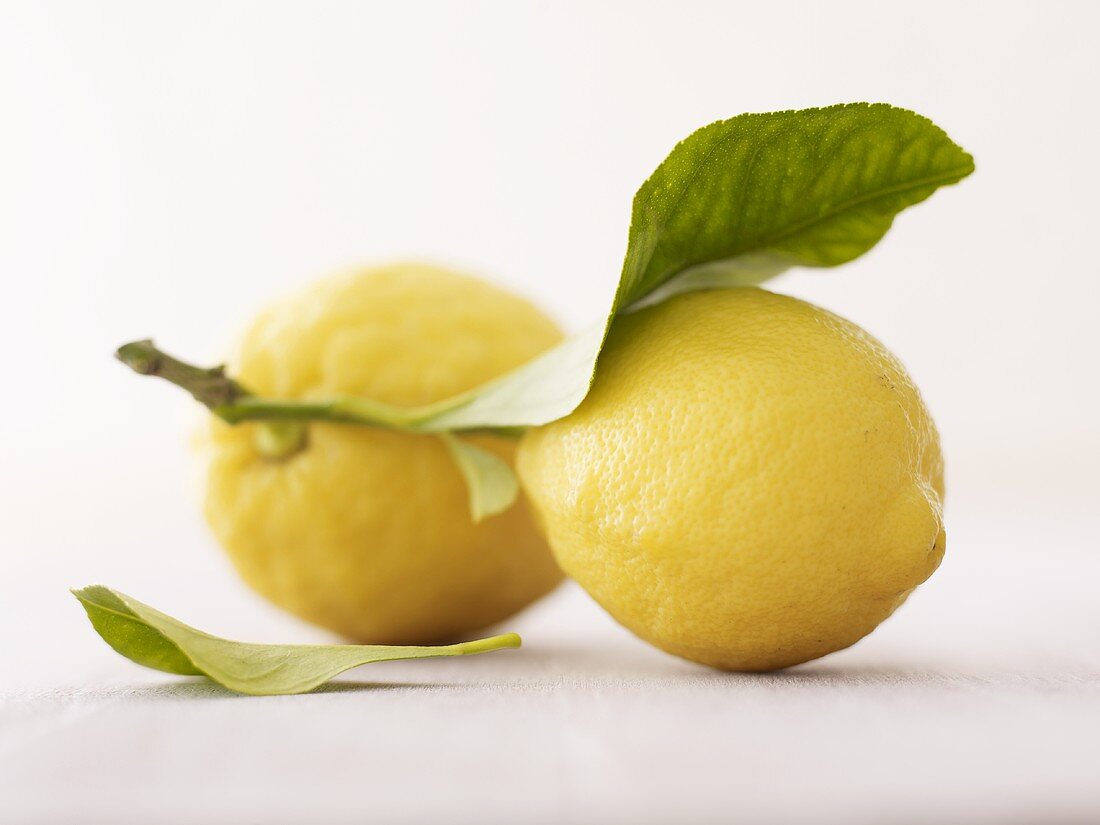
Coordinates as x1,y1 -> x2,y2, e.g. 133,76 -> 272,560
517,288 -> 945,671
198,263 -> 565,644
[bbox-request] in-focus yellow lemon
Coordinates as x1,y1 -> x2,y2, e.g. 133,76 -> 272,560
517,288 -> 944,670
198,263 -> 564,644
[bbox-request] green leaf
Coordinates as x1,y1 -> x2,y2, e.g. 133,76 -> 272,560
72,585 -> 521,696
139,103 -> 971,517
415,102 -> 972,433
438,433 -> 519,521
616,102 -> 974,306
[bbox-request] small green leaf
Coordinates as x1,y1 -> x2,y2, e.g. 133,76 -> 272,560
414,103 -> 972,433
438,433 -> 520,521
72,585 -> 521,696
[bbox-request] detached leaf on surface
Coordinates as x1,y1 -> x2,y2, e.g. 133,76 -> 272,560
72,585 -> 521,696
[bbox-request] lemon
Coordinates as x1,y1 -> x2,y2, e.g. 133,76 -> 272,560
198,263 -> 565,644
517,287 -> 945,671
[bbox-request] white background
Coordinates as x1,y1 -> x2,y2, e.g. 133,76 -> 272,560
1,2 -> 1098,824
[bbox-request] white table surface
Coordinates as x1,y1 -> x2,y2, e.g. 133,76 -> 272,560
2,469 -> 1098,825
3,3 -> 1100,823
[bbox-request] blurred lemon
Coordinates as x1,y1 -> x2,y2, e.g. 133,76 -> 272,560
517,288 -> 945,670
198,263 -> 564,643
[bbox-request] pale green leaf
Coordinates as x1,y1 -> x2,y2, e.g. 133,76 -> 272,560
622,252 -> 791,314
438,433 -> 520,521
72,585 -> 521,696
424,322 -> 606,431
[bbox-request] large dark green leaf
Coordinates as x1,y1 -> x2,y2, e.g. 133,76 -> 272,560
423,103 -> 972,434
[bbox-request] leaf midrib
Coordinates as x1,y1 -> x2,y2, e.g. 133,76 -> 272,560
759,163 -> 975,255
636,157 -> 973,296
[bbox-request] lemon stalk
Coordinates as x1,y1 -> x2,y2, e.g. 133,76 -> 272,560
115,339 -> 470,459
115,339 -> 524,518
116,339 -> 299,457
116,339 -> 251,409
